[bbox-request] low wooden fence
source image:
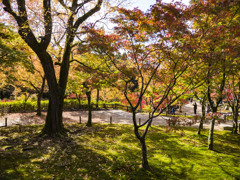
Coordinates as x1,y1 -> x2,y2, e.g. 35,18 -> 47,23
0,107 -> 11,127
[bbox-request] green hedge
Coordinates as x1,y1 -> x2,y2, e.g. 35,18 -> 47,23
0,99 -> 124,113
0,100 -> 48,113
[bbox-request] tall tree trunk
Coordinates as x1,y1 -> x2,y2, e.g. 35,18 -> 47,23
232,106 -> 238,134
37,93 -> 42,116
39,53 -> 66,136
41,94 -> 66,136
198,100 -> 206,135
86,91 -> 92,127
37,76 -> 46,116
96,89 -> 99,109
76,94 -> 81,109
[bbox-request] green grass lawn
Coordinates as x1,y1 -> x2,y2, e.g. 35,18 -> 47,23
0,124 -> 240,179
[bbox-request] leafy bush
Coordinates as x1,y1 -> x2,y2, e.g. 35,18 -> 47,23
41,100 -> 48,111
0,101 -> 36,112
0,99 -> 124,113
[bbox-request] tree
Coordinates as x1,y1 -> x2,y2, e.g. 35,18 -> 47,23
19,63 -> 46,116
71,52 -> 115,127
66,77 -> 84,109
222,3 -> 240,134
207,70 -> 226,150
193,87 -> 208,135
3,0 -> 103,136
190,0 -> 240,149
0,23 -> 46,111
0,23 -> 33,86
225,57 -> 240,134
84,2 -> 205,169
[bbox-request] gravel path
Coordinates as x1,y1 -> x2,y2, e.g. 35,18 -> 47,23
0,110 -> 168,127
0,109 -> 233,131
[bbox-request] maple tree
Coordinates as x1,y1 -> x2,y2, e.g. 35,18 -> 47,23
190,0 -> 240,149
2,0 -> 103,136
225,74 -> 240,134
223,4 -> 240,134
129,1 -> 209,168
66,76 -> 84,109
0,23 -> 33,87
69,24 -> 124,126
224,38 -> 240,134
193,86 -> 208,135
1,0 -> 239,173
83,2 -> 207,169
1,55 -> 47,115
72,51 -> 116,126
0,23 -> 46,112
17,58 -> 47,116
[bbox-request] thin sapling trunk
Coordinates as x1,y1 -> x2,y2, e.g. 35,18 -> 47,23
198,98 -> 206,135
86,91 -> 92,127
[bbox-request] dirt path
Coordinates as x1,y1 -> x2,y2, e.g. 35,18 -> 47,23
181,101 -> 202,116
0,109 -> 233,131
0,110 -> 169,127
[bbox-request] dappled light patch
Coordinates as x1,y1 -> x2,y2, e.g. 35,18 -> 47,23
0,124 -> 240,179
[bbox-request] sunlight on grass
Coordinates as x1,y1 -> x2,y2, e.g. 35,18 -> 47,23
31,154 -> 51,163
0,123 -> 240,179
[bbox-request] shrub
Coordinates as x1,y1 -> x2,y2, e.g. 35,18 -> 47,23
0,99 -> 125,113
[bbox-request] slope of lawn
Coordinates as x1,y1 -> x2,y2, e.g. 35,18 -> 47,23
0,123 -> 240,179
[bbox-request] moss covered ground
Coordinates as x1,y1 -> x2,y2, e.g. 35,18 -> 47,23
0,123 -> 240,179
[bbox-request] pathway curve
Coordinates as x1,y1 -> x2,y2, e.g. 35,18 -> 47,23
0,108 -> 233,131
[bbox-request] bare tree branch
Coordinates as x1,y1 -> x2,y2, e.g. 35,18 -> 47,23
41,0 -> 52,49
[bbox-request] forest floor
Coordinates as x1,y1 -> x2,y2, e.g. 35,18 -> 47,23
0,102 -> 239,179
0,124 -> 240,179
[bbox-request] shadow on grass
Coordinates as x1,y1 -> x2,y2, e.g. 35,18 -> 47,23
217,159 -> 240,180
128,126 -> 240,179
0,124 -> 162,179
0,128 -> 113,179
1,124 -> 240,179
111,126 -> 199,179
